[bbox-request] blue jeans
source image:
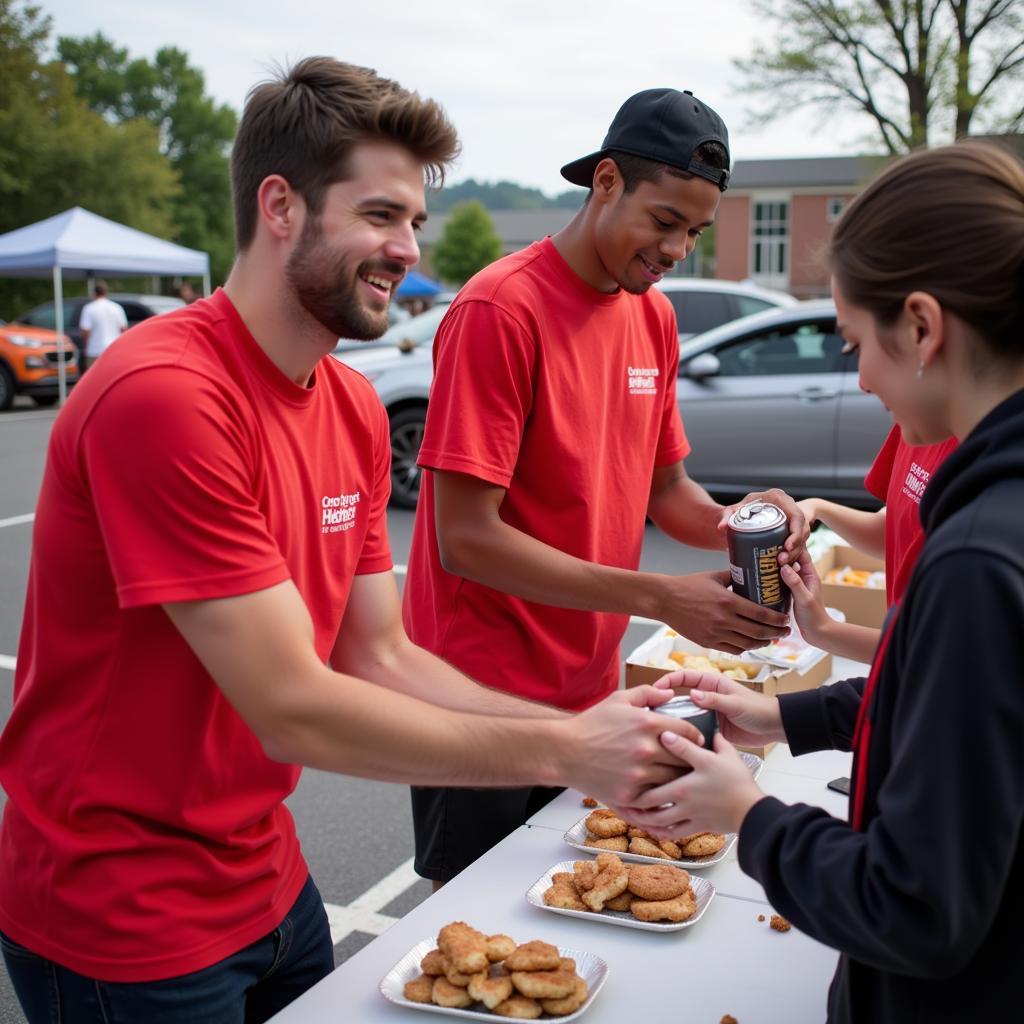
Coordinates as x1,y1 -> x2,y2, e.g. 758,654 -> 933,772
1,874 -> 333,1023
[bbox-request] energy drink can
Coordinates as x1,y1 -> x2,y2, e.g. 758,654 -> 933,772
652,696 -> 718,747
727,501 -> 791,614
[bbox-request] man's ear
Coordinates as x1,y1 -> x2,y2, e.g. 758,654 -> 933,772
591,157 -> 623,205
904,291 -> 945,369
256,174 -> 303,242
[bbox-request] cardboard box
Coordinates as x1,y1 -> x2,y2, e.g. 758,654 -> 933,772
813,545 -> 886,628
624,626 -> 832,756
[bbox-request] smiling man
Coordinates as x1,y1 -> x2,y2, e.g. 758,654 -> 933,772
0,63 -> 706,1023
403,88 -> 808,886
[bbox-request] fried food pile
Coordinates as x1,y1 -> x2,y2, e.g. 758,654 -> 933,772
645,651 -> 762,681
582,807 -> 727,860
543,853 -> 698,924
403,921 -> 589,1018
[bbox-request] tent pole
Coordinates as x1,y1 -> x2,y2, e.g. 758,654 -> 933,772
53,266 -> 67,406
202,272 -> 211,297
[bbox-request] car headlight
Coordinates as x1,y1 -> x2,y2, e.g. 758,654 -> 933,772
25,356 -> 47,368
6,334 -> 44,349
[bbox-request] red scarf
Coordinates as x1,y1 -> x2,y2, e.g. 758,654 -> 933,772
851,610 -> 899,830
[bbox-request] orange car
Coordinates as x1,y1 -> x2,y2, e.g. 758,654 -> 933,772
0,322 -> 78,411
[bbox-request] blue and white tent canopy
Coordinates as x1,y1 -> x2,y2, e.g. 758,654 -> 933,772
0,207 -> 209,278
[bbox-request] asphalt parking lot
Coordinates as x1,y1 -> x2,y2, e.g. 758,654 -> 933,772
0,398 -> 726,1021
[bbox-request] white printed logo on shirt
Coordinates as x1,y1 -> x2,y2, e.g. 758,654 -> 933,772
627,366 -> 659,396
901,463 -> 932,504
321,490 -> 361,534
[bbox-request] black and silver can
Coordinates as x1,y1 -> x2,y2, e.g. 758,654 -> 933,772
726,500 -> 791,614
652,695 -> 717,747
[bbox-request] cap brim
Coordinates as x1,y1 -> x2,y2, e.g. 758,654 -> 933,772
560,151 -> 605,187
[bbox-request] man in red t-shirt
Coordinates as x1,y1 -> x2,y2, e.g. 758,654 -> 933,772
792,425 -> 957,661
0,62 -> 708,1024
402,89 -> 809,885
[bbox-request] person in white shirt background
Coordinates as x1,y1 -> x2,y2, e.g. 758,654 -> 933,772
79,280 -> 127,370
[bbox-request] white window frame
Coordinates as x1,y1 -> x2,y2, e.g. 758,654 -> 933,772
749,191 -> 790,290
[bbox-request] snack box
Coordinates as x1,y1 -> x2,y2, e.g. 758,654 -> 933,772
624,626 -> 832,756
812,544 -> 886,628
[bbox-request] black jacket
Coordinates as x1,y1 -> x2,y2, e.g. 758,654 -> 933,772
739,388 -> 1024,1023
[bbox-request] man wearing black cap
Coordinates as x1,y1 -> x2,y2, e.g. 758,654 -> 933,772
402,88 -> 808,885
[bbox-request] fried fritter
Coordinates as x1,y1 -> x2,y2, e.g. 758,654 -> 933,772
585,808 -> 628,838
770,914 -> 792,932
403,974 -> 434,1002
510,967 -> 577,1000
630,888 -> 698,923
541,975 -> 589,1015
629,836 -> 672,859
503,940 -> 561,972
678,832 -> 727,857
581,795 -> 598,807
492,994 -> 543,1019
543,879 -> 587,912
659,839 -> 683,859
419,948 -> 445,976
432,975 -> 473,1008
441,955 -> 474,987
486,933 -> 517,962
581,853 -> 628,912
627,863 -> 690,901
604,890 -> 635,912
585,835 -> 629,852
572,860 -> 599,891
468,971 -> 514,1010
438,921 -> 489,974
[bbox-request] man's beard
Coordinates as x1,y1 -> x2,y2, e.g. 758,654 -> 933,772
285,216 -> 400,340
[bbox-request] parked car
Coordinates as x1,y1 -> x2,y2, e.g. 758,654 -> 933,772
337,300 -> 891,509
0,320 -> 79,410
657,278 -> 796,340
14,293 -> 185,357
333,302 -> 447,357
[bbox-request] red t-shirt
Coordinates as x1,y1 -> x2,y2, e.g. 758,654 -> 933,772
402,238 -> 689,711
864,425 -> 957,606
0,290 -> 392,981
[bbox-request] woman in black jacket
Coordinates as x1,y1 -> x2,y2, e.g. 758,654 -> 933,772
626,141 -> 1024,1023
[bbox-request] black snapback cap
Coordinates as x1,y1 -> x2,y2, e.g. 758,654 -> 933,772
560,88 -> 731,192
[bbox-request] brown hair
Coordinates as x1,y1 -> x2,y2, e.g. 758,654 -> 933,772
231,58 -> 460,250
829,142 -> 1024,360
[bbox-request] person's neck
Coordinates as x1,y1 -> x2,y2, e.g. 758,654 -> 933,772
551,210 -> 619,294
223,256 -> 334,386
952,364 -> 1024,440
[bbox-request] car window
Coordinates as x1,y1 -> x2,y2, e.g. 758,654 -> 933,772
713,322 -> 845,376
735,296 -> 776,318
664,291 -> 732,335
118,302 -> 151,323
17,301 -> 80,329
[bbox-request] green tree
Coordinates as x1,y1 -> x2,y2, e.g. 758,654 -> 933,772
0,1 -> 178,316
736,0 -> 1024,153
58,33 -> 237,283
431,201 -> 502,285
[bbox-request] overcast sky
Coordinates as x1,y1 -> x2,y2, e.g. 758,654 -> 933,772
43,0 -> 879,196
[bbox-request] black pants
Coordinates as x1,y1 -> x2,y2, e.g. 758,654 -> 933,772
411,785 -> 563,883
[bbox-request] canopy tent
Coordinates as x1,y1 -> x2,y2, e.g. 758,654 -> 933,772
0,207 -> 211,402
395,269 -> 441,298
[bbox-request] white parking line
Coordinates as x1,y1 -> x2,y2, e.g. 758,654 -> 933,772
322,856 -> 421,945
0,513 -> 34,529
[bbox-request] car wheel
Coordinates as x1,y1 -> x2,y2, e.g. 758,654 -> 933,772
32,395 -> 59,408
389,406 -> 427,509
0,365 -> 14,411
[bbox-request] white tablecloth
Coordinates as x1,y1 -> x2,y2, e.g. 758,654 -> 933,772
270,657 -> 867,1022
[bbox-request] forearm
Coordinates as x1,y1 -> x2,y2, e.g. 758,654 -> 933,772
267,663 -> 565,785
805,499 -> 885,558
441,513 -> 671,621
809,618 -> 881,663
647,472 -> 726,550
341,635 -> 567,719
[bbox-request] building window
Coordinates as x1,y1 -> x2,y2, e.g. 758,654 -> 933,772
826,197 -> 847,222
751,200 -> 789,288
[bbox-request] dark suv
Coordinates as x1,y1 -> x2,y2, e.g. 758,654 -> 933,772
14,294 -> 185,357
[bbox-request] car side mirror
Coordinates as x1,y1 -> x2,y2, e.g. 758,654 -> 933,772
683,352 -> 721,380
